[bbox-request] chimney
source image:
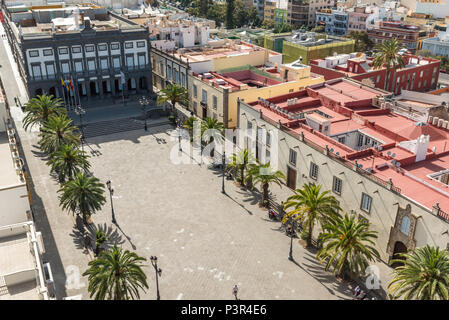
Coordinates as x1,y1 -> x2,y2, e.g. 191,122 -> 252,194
415,134 -> 430,162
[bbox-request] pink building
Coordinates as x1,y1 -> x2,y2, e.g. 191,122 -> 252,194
348,6 -> 371,32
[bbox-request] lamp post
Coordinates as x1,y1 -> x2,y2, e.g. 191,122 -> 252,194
150,256 -> 162,300
139,96 -> 149,131
75,105 -> 86,152
106,180 -> 116,224
288,218 -> 294,261
221,151 -> 226,194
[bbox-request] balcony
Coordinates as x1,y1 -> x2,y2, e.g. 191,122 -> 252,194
28,74 -> 57,82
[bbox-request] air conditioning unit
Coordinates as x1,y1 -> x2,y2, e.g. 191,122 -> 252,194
215,79 -> 226,85
202,72 -> 213,79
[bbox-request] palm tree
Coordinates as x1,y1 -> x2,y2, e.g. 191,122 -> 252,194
388,245 -> 449,300
47,144 -> 90,183
372,38 -> 406,91
317,213 -> 380,278
58,172 -> 106,225
38,114 -> 80,154
226,149 -> 254,187
283,183 -> 341,248
157,84 -> 188,114
247,162 -> 285,207
83,245 -> 149,300
201,117 -> 224,156
22,94 -> 66,131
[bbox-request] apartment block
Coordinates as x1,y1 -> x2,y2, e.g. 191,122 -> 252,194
287,0 -> 334,28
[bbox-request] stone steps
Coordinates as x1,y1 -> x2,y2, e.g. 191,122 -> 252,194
80,118 -> 172,138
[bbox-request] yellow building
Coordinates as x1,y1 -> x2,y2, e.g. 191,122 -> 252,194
264,0 -> 277,22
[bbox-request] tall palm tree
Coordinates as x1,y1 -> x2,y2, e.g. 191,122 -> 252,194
38,114 -> 80,154
157,84 -> 188,113
83,245 -> 149,300
317,213 -> 380,278
201,117 -> 224,153
226,148 -> 254,187
247,162 -> 285,207
283,183 -> 341,248
47,144 -> 90,183
22,94 -> 66,131
372,38 -> 406,92
388,245 -> 449,300
58,172 -> 106,225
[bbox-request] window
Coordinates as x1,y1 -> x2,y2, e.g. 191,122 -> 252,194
43,49 -> 53,56
72,46 -> 81,53
332,176 -> 342,195
125,42 -> 133,49
167,65 -> 172,80
85,45 -> 95,52
61,62 -> 70,74
193,84 -> 197,98
357,134 -> 364,146
111,43 -> 120,50
266,132 -> 271,147
87,59 -> 96,71
361,193 -> 372,213
309,162 -> 318,180
58,47 -> 68,55
174,69 -> 179,83
98,44 -> 107,51
202,89 -> 207,103
213,95 -> 217,110
400,216 -> 411,235
193,101 -> 197,114
100,58 -> 108,70
112,57 -> 121,69
126,55 -> 134,68
138,54 -> 146,67
31,65 -> 41,78
289,149 -> 297,166
45,63 -> 55,76
181,73 -> 186,87
137,41 -> 146,48
29,50 -> 39,57
338,136 -> 346,144
74,61 -> 83,72
266,149 -> 271,162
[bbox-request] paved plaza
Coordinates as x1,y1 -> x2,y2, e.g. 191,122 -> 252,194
23,124 -> 355,300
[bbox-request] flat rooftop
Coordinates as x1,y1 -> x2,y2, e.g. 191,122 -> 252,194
0,133 -> 23,189
246,78 -> 449,214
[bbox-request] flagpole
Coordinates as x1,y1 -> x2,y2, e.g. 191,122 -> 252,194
60,79 -> 68,110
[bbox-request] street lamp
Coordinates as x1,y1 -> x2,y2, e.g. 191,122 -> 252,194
221,151 -> 226,194
106,180 -> 116,224
139,96 -> 149,131
288,218 -> 294,261
150,256 -> 162,300
75,105 -> 86,151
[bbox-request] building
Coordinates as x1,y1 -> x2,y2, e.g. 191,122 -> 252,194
254,0 -> 266,19
275,8 -> 288,26
0,92 -> 52,299
237,77 -> 449,268
347,6 -> 372,32
422,24 -> 449,57
287,0 -> 334,28
316,8 -> 349,36
264,0 -> 277,22
265,31 -> 355,64
2,3 -> 153,104
415,0 -> 449,19
367,20 -> 434,52
150,46 -> 189,92
310,52 -> 440,95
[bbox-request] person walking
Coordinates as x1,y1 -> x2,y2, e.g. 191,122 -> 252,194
353,285 -> 361,297
233,285 -> 239,300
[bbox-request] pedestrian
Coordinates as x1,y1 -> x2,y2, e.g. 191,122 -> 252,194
353,285 -> 361,297
83,230 -> 91,252
357,290 -> 367,300
233,285 -> 238,300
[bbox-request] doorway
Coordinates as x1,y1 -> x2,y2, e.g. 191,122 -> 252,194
202,106 -> 207,119
391,241 -> 408,268
286,166 -> 297,190
89,81 -> 98,96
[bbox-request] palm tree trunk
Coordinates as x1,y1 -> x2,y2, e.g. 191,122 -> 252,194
307,222 -> 313,248
384,67 -> 390,91
262,183 -> 269,207
240,167 -> 245,187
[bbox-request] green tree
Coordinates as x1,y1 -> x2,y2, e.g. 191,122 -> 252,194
372,38 -> 405,91
38,114 -> 80,154
183,116 -> 197,138
247,162 -> 285,207
283,183 -> 341,248
58,172 -> 106,225
317,213 -> 380,278
226,0 -> 235,29
262,19 -> 275,29
22,94 -> 66,131
47,144 -> 90,183
226,149 -> 254,187
388,245 -> 449,300
157,84 -> 188,113
83,245 -> 149,300
94,228 -> 109,256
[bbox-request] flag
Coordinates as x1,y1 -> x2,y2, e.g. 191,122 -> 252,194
61,78 -> 68,93
65,79 -> 70,92
68,77 -> 74,91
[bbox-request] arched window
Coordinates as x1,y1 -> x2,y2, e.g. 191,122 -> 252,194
400,216 -> 411,235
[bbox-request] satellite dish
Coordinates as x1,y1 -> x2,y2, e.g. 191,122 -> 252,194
396,162 -> 401,167
432,146 -> 437,153
387,151 -> 391,156
392,160 -> 396,165
336,152 -> 340,156
391,153 -> 396,158
378,146 -> 383,151
359,164 -> 363,168
329,148 -> 334,153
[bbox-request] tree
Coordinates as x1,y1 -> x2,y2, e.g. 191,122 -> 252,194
317,213 -> 380,278
274,22 -> 292,34
58,172 -> 106,225
183,116 -> 197,138
372,39 -> 406,91
22,94 -> 66,131
226,149 -> 255,187
201,117 -> 224,157
83,245 -> 149,300
347,31 -> 373,52
262,19 -> 275,29
247,162 -> 285,207
226,0 -> 235,29
388,245 -> 449,300
38,114 -> 80,154
157,84 -> 188,114
47,144 -> 90,183
283,183 -> 341,248
94,228 -> 109,257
